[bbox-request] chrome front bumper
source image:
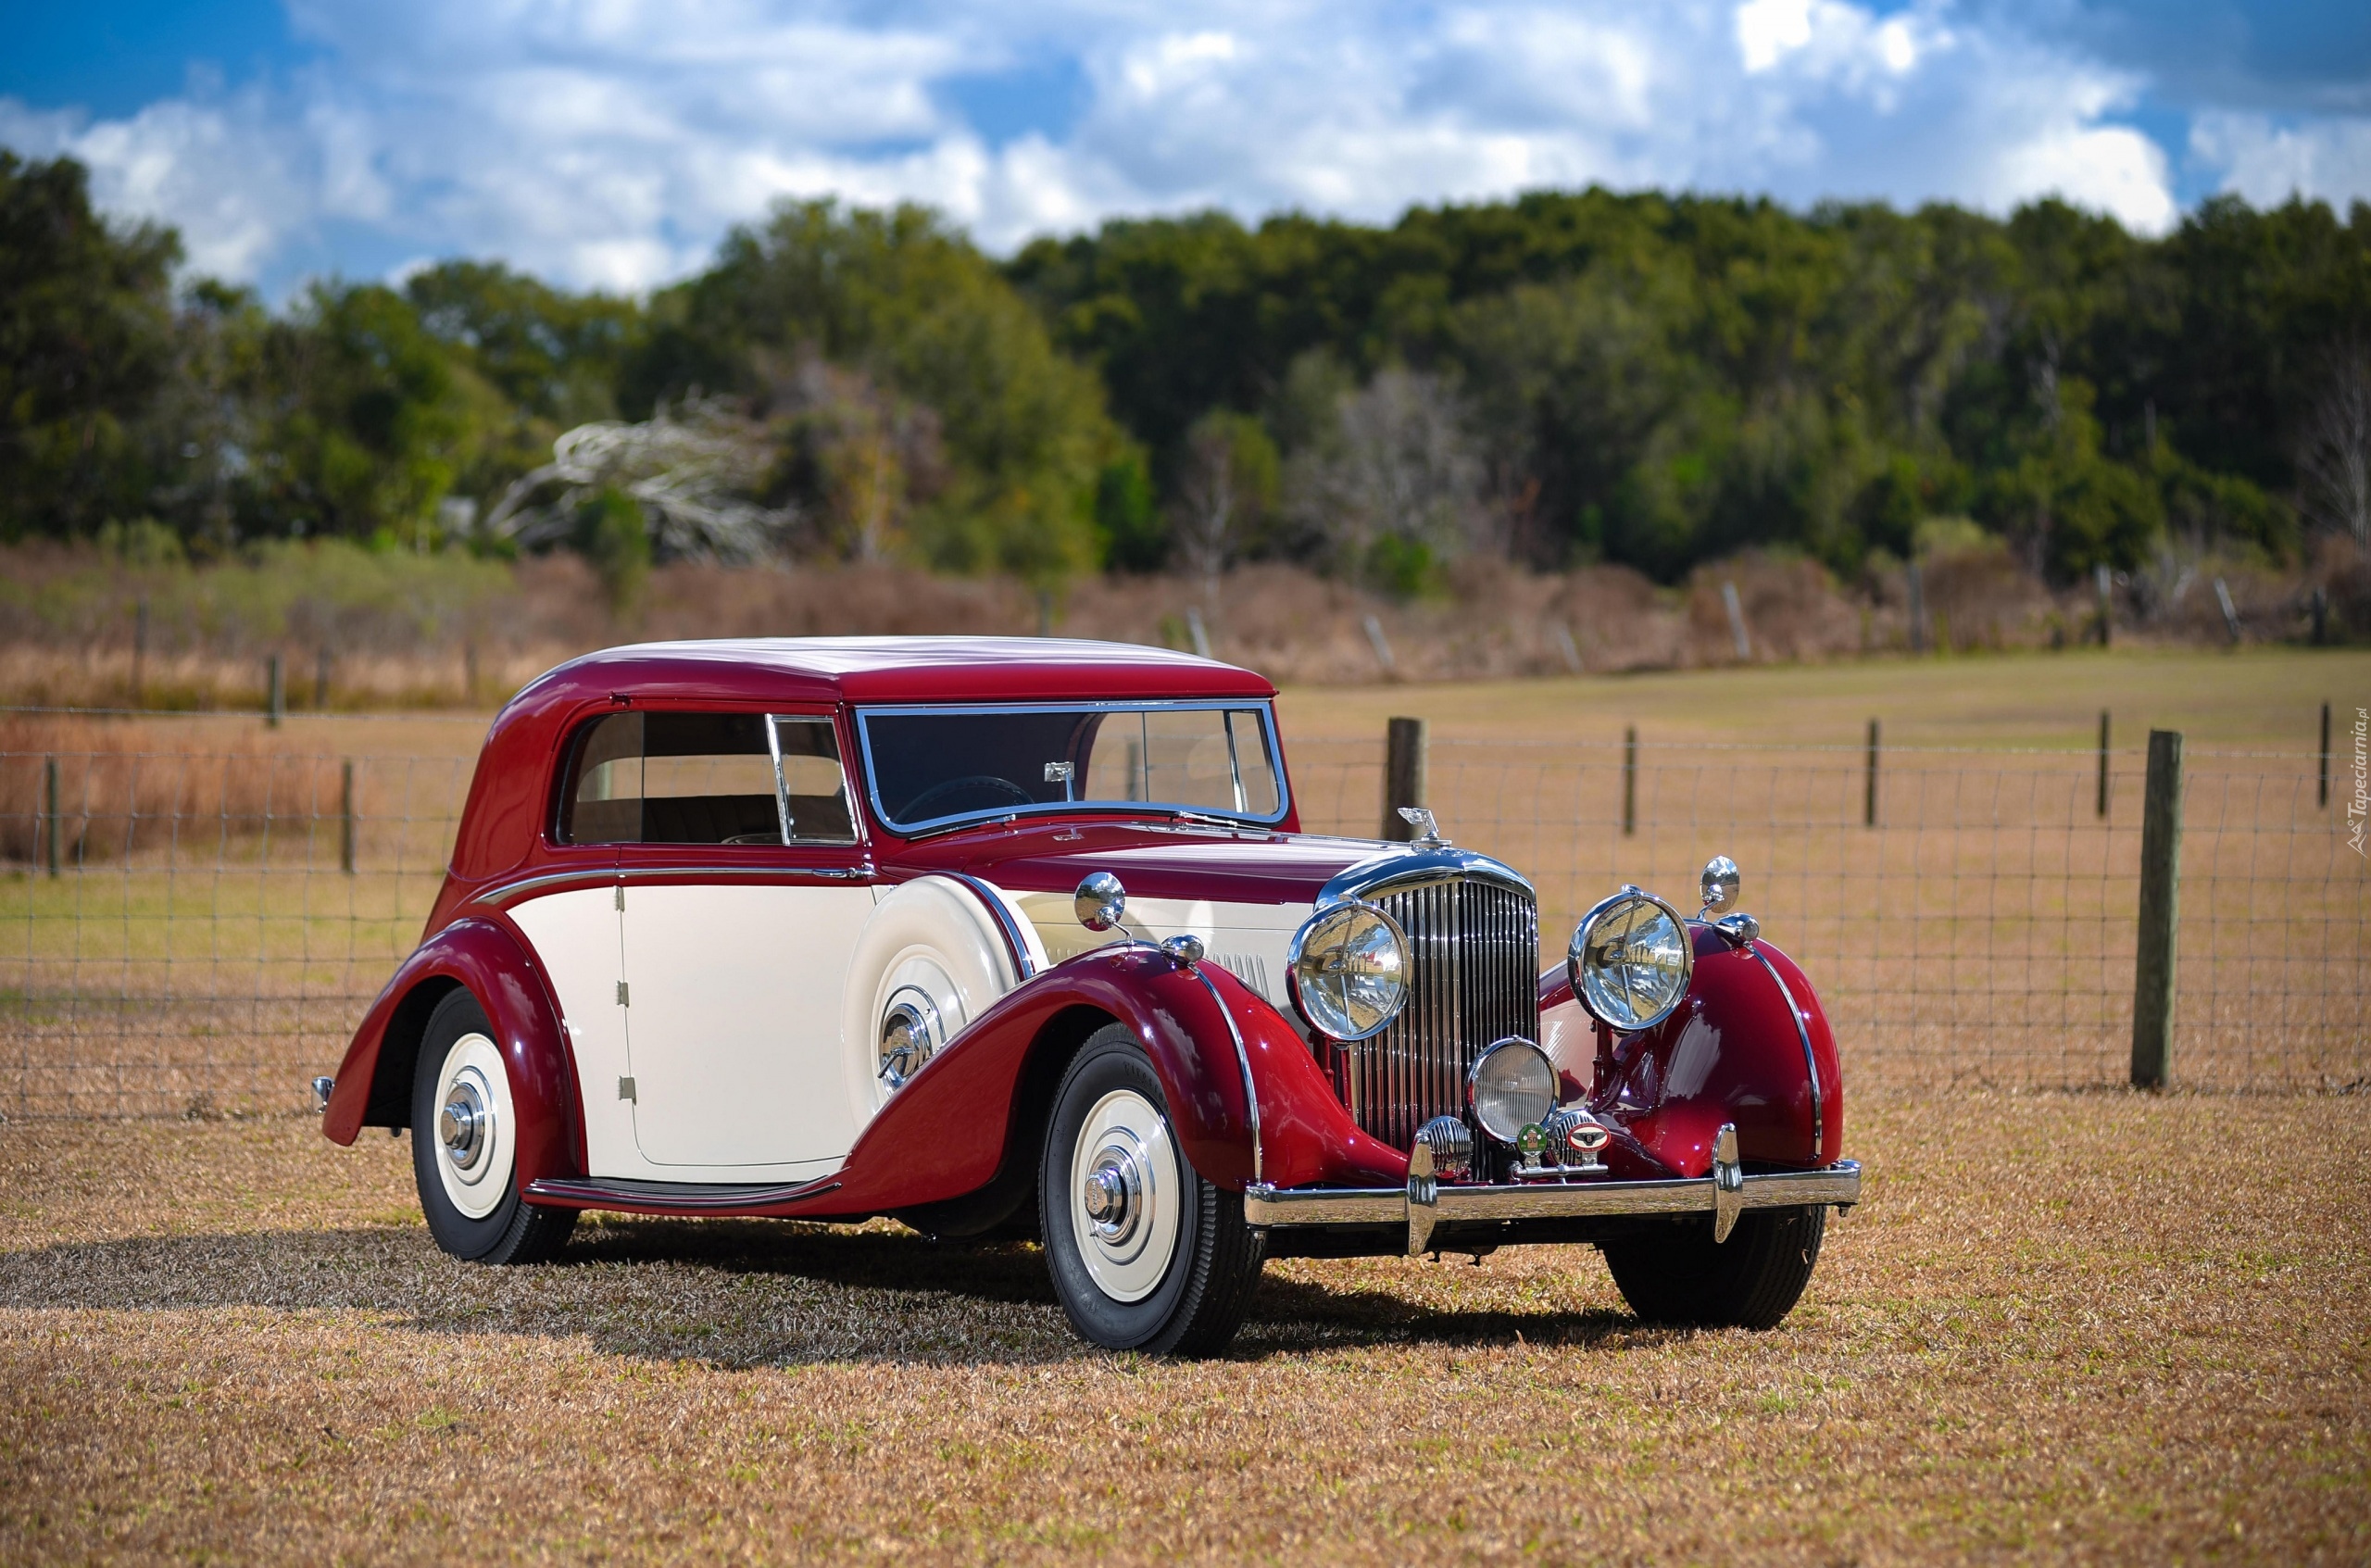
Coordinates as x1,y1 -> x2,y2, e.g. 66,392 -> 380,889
1242,1123 -> 1861,1256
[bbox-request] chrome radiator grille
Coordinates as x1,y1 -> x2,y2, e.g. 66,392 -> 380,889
1335,876 -> 1539,1149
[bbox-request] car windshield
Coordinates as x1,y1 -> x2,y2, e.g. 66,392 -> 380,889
859,704 -> 1286,832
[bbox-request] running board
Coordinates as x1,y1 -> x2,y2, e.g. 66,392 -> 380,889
525,1174 -> 844,1213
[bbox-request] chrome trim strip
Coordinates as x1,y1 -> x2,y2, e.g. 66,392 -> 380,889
1317,846 -> 1535,909
471,869 -> 612,908
1187,962 -> 1261,1186
473,862 -> 874,909
946,872 -> 1038,981
1746,945 -> 1824,1156
1242,1159 -> 1862,1230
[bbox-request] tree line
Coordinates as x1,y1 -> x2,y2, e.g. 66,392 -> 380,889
5,148 -> 2367,597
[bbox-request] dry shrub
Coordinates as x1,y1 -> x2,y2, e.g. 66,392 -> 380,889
1920,536 -> 2052,651
0,715 -> 333,867
1686,552 -> 1862,663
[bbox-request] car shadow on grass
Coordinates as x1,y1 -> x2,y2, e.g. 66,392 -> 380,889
0,1219 -> 1652,1365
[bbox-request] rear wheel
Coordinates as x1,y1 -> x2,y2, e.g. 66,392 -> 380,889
1038,1024 -> 1263,1355
410,988 -> 576,1265
1602,1205 -> 1827,1329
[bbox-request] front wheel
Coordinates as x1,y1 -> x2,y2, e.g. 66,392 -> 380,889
1601,1204 -> 1827,1329
410,988 -> 576,1265
1038,1024 -> 1263,1355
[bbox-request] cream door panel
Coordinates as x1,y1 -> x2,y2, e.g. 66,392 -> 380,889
623,882 -> 874,1170
507,885 -> 637,1178
1012,892 -> 1311,1012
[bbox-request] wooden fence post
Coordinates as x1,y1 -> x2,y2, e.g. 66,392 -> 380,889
2322,702 -> 2333,809
1864,720 -> 1879,828
1382,717 -> 1426,840
2131,729 -> 2184,1089
132,597 -> 149,704
44,756 -> 61,878
266,653 -> 284,728
1622,725 -> 1638,838
2097,710 -> 2111,820
340,759 -> 358,875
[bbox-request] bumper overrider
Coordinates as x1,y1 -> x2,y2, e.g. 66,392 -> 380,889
1243,1123 -> 1862,1257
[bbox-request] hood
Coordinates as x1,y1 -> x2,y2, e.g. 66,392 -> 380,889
883,818 -> 1395,907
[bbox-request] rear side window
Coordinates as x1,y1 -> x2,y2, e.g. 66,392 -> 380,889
558,712 -> 858,846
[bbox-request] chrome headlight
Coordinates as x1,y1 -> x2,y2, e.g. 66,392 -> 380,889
1467,1037 -> 1558,1145
1286,902 -> 1409,1041
1568,885 -> 1694,1032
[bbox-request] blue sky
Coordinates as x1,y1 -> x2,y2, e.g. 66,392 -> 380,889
2,1 -> 2364,298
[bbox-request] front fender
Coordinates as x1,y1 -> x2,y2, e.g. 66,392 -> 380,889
1539,926 -> 1843,1178
823,945 -> 1404,1216
320,918 -> 586,1191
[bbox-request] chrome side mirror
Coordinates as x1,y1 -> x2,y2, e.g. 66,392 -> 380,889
1700,855 -> 1740,916
1074,871 -> 1127,932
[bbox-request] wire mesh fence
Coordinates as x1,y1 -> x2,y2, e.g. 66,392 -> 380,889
2,717 -> 2364,1120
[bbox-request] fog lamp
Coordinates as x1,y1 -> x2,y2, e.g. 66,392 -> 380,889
1467,1038 -> 1557,1146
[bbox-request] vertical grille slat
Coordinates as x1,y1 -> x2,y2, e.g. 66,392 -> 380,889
1342,875 -> 1538,1150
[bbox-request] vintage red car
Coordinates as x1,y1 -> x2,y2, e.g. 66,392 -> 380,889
320,637 -> 1858,1354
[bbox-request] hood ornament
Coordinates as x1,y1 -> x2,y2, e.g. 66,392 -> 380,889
1397,806 -> 1448,849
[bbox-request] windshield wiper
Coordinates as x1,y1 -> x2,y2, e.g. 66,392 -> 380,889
1168,809 -> 1251,831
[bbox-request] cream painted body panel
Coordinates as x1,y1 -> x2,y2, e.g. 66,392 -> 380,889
1539,994 -> 1591,1092
836,876 -> 1034,1135
622,882 -> 877,1172
1010,891 -> 1314,1012
506,885 -> 641,1179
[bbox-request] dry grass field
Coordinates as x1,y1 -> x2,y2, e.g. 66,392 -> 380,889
0,649 -> 2365,1562
0,1090 -> 2365,1564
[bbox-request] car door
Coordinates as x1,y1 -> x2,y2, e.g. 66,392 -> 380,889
612,709 -> 874,1172
508,712 -> 633,1177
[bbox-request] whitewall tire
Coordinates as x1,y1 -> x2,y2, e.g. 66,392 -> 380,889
410,988 -> 576,1265
1038,1023 -> 1264,1356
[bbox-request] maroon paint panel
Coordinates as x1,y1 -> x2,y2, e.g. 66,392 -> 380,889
893,820 -> 1378,908
1574,926 -> 1843,1178
785,947 -> 1407,1222
321,918 -> 587,1190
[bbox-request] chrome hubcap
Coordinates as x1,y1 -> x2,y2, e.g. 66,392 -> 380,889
1068,1088 -> 1181,1304
1080,1148 -> 1141,1241
439,1082 -> 488,1171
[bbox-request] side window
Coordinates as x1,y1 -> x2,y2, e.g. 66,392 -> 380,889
558,710 -> 858,847
771,717 -> 858,846
560,712 -> 645,844
551,712 -> 762,845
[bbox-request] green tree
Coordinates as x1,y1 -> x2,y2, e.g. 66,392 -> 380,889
0,153 -> 181,538
635,200 -> 1119,586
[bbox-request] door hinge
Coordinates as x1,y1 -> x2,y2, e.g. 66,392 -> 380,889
614,884 -> 623,910
616,981 -> 629,1006
618,1076 -> 636,1102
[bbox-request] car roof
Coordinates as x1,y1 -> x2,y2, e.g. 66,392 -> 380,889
521,636 -> 1278,705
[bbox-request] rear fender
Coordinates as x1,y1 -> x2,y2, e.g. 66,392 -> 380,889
1539,926 -> 1843,1178
320,918 -> 586,1191
826,945 -> 1404,1217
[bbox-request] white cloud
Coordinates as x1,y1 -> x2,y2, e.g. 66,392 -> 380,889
0,0 -> 2224,295
2191,112 -> 2371,208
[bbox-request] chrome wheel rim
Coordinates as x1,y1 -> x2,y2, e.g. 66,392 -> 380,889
1068,1088 -> 1180,1304
432,1033 -> 514,1220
